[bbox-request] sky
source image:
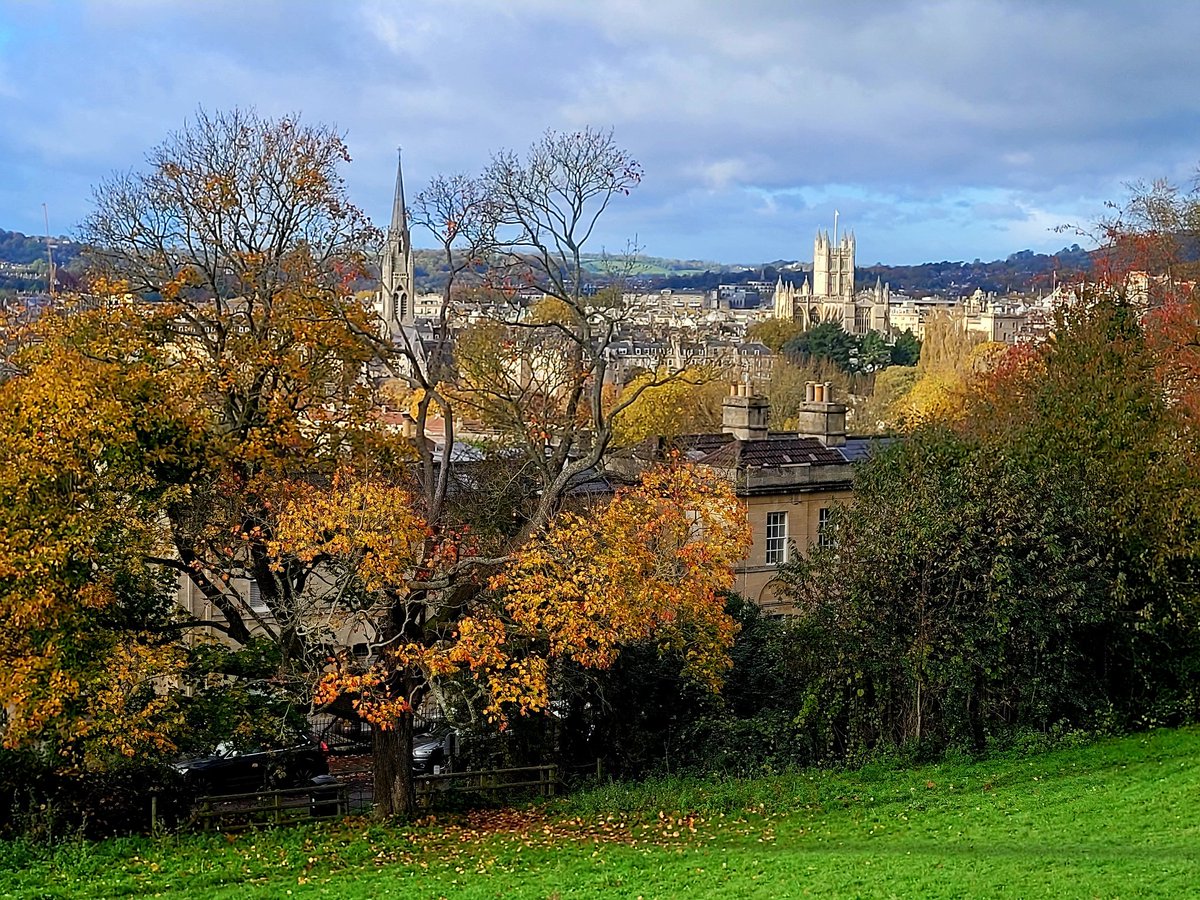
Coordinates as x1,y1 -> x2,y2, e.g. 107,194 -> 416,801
2,0 -> 1199,266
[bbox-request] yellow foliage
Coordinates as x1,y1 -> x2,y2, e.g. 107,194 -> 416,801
0,325 -> 194,766
893,371 -> 966,428
302,464 -> 749,728
527,296 -> 576,325
270,471 -> 428,596
612,368 -> 727,446
492,463 -> 750,707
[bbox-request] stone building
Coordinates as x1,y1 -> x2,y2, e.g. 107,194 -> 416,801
773,219 -> 890,336
630,382 -> 882,612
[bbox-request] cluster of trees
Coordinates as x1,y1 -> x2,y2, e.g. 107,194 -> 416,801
7,109 -> 1200,838
0,229 -> 84,268
0,110 -> 751,831
773,288 -> 1200,756
561,176 -> 1200,776
583,285 -> 1200,778
748,318 -> 919,375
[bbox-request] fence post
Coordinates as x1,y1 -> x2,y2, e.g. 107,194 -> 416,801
150,794 -> 158,834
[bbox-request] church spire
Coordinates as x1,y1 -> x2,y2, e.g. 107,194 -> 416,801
390,147 -> 409,242
378,147 -> 415,331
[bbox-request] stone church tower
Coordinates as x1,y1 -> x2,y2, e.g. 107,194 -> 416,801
771,214 -> 889,335
377,149 -> 415,335
812,225 -> 854,302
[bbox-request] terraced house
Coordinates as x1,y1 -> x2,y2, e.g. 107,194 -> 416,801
626,382 -> 881,612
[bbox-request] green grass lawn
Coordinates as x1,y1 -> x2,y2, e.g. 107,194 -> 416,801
2,727 -> 1199,898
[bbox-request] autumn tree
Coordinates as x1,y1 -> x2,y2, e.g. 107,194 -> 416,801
0,311 -> 190,769
854,364 -> 917,433
405,171 -> 498,513
611,367 -> 727,446
10,112 -> 754,823
747,317 -> 805,353
1084,175 -> 1200,422
274,462 -> 749,817
313,127 -> 762,818
75,108 -> 387,741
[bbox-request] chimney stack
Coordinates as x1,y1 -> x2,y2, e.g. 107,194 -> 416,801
722,382 -> 770,440
796,381 -> 847,446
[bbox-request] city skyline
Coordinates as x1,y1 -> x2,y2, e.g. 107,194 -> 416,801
3,1 -> 1200,265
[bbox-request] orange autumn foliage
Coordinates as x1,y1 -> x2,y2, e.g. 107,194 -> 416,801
489,463 -> 751,706
281,463 -> 748,729
0,320 -> 189,768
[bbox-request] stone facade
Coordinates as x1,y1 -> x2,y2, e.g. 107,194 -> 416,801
773,220 -> 890,336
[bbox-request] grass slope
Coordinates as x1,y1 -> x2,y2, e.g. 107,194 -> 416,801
2,727 -> 1199,898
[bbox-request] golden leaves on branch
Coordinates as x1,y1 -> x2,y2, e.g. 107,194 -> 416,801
296,463 -> 748,730
270,470 -> 427,595
495,463 -> 750,695
611,367 -> 727,447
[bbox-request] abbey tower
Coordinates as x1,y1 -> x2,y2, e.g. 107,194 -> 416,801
773,216 -> 889,336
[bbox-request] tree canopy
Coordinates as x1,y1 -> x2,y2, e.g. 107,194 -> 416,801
0,111 -> 751,823
774,290 -> 1200,757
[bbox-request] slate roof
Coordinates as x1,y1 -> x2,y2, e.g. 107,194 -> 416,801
642,431 -> 894,474
840,437 -> 889,462
667,432 -> 853,469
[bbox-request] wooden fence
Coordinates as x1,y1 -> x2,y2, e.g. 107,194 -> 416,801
179,763 -> 565,831
413,763 -> 558,808
189,780 -> 350,832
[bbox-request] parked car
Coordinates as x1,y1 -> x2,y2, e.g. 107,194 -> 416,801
173,739 -> 330,796
412,726 -> 457,775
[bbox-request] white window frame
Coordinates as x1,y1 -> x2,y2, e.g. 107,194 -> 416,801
248,579 -> 270,614
765,511 -> 788,565
818,506 -> 833,549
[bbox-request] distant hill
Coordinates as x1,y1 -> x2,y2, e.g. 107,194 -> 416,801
578,253 -> 731,277
0,226 -> 1097,298
0,228 -> 85,294
642,245 -> 1095,296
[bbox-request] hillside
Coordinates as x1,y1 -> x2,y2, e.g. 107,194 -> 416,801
3,725 -> 1198,897
0,228 -> 85,294
0,226 -> 1093,298
649,244 -> 1094,296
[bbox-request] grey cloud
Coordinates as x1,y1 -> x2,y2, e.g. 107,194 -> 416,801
3,0 -> 1199,262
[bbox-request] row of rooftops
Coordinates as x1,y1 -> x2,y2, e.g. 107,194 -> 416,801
380,376 -> 882,500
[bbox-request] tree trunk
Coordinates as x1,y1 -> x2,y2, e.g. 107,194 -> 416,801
372,711 -> 415,820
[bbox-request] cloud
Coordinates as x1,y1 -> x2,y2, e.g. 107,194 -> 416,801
3,0 -> 1200,262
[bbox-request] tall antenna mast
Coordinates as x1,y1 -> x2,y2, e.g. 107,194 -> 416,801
42,203 -> 56,297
